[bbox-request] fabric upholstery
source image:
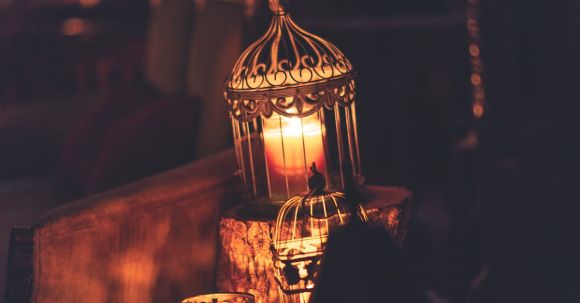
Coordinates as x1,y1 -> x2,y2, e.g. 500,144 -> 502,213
32,149 -> 240,303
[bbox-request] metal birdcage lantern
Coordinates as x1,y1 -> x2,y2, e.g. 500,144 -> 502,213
225,0 -> 362,203
271,165 -> 368,302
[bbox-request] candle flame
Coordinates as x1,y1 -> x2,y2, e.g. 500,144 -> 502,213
263,113 -> 326,199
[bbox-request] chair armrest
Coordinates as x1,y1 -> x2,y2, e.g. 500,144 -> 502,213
32,149 -> 241,303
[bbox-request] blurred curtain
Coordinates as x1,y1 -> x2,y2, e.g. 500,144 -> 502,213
187,0 -> 245,157
145,0 -> 194,94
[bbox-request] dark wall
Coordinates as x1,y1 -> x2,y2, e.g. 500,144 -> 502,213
479,0 -> 580,301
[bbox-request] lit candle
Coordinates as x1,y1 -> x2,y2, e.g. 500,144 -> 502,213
263,113 -> 326,201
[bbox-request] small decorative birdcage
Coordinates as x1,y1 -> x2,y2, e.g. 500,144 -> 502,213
271,165 -> 367,301
225,0 -> 362,203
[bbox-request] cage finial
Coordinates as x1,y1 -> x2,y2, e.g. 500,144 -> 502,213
308,163 -> 325,195
268,0 -> 285,14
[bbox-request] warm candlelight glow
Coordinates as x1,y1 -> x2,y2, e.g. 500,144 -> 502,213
263,113 -> 326,201
61,18 -> 88,36
182,293 -> 255,303
271,192 -> 368,302
79,0 -> 100,8
274,236 -> 324,303
473,102 -> 484,119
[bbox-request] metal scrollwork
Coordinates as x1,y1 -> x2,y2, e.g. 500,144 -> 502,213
226,76 -> 356,122
225,7 -> 357,123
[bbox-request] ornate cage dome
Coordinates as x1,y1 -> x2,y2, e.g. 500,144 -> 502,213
225,0 -> 356,121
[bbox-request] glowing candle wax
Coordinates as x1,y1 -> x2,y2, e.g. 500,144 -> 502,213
263,113 -> 326,201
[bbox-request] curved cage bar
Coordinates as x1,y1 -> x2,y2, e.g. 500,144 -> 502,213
225,10 -> 353,94
226,0 -> 362,203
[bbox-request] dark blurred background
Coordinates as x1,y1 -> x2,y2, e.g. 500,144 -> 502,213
1,0 -> 579,302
